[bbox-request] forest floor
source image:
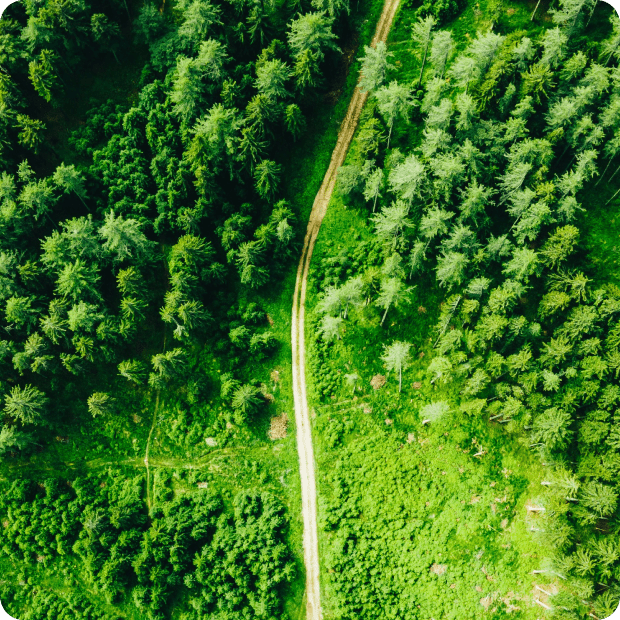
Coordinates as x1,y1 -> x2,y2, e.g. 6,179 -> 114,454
290,0 -> 402,618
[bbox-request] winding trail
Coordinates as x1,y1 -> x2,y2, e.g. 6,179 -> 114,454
290,1 -> 401,618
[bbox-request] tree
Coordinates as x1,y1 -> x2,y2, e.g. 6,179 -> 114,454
340,276 -> 363,318
436,251 -> 468,288
363,167 -> 383,212
358,41 -> 393,93
411,15 -> 436,87
376,278 -> 413,326
372,200 -> 412,249
455,92 -> 477,133
53,164 -> 89,209
170,57 -> 205,125
311,0 -> 349,17
541,28 -> 567,68
470,31 -> 505,75
118,359 -> 147,384
580,480 -> 617,518
91,14 -> 121,63
28,49 -> 60,103
5,296 -> 38,330
15,115 -> 46,154
381,340 -> 411,392
449,55 -> 479,91
513,38 -> 535,72
318,315 -> 343,341
195,39 -> 228,82
601,13 -> 620,66
0,426 -> 32,454
429,30 -> 452,79
284,104 -> 306,140
189,104 -> 241,173
98,211 -> 152,264
426,98 -> 453,132
551,0 -> 595,37
420,401 -> 449,425
254,160 -> 281,200
419,207 -> 454,245
231,384 -> 262,419
287,12 -> 339,63
18,179 -> 57,223
522,62 -> 555,103
178,0 -> 221,40
4,385 -> 48,425
532,407 -> 572,450
375,81 -> 412,148
56,259 -> 100,302
540,225 -> 579,269
151,348 -> 187,379
256,59 -> 291,100
388,154 -> 425,202
87,392 -> 114,417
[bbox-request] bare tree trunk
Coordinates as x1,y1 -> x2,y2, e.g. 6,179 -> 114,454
595,156 -> 616,186
586,0 -> 598,27
605,185 -> 620,206
417,41 -> 430,88
380,303 -> 391,326
75,191 -> 91,212
608,161 -> 620,184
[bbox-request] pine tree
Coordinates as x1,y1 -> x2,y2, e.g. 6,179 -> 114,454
375,277 -> 413,326
429,30 -> 452,79
372,200 -> 412,249
381,340 -> 411,392
375,81 -> 412,148
358,41 -> 393,94
87,392 -> 114,417
387,154 -> 426,202
411,15 -> 436,87
256,59 -> 291,100
4,385 -> 48,425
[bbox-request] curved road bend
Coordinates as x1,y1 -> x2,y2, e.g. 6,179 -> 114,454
291,0 -> 402,618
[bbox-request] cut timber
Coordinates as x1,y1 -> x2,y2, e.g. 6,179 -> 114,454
534,599 -> 553,610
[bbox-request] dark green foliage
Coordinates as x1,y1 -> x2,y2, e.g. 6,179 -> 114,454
0,473 -> 295,618
415,0 -> 467,27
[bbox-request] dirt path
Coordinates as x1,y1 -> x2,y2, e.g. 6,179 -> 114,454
290,1 -> 401,618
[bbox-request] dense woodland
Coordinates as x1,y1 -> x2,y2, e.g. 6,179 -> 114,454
308,0 -> 620,617
0,0 -> 371,613
1,0 -> 620,616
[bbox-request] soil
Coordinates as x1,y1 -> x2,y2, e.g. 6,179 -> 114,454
290,0 -> 402,617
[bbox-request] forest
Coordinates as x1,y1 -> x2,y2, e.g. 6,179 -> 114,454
0,0 -> 376,613
306,0 -> 620,617
1,0 -> 620,616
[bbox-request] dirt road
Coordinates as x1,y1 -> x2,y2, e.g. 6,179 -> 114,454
290,0 -> 401,618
